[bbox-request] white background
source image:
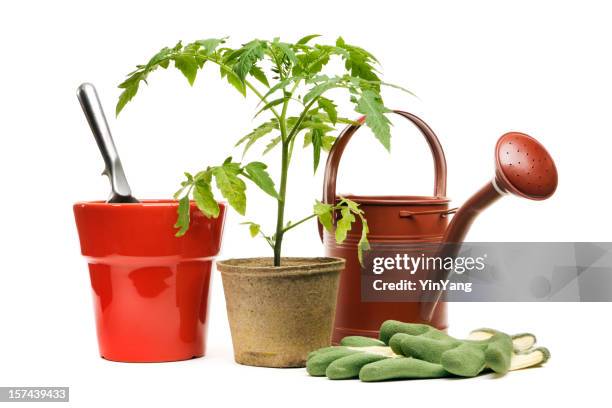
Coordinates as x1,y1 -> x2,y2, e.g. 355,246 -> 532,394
0,0 -> 610,406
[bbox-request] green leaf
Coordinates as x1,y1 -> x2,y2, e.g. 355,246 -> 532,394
336,37 -> 378,62
118,70 -> 143,89
116,43 -> 183,114
322,135 -> 336,152
299,121 -> 335,131
174,54 -> 199,85
317,97 -> 338,124
335,206 -> 356,243
244,162 -> 278,198
314,200 -> 334,232
241,221 -> 261,238
335,37 -> 380,84
213,162 -> 247,215
294,48 -> 331,76
272,41 -> 298,65
174,195 -> 191,237
304,128 -> 324,173
249,65 -> 270,87
297,34 -> 321,45
220,65 -> 247,96
337,197 -> 370,264
357,218 -> 370,265
173,172 -> 194,199
339,196 -> 361,213
193,179 -> 220,218
232,40 -> 266,81
378,80 -> 416,97
195,37 -> 226,55
355,90 -> 392,151
145,47 -> 174,71
303,76 -> 342,104
194,168 -> 213,184
116,83 -> 139,116
254,97 -> 286,117
263,136 -> 281,154
235,120 -> 278,156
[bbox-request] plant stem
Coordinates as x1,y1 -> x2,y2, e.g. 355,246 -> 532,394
281,213 -> 317,234
272,79 -> 301,266
286,97 -> 319,143
273,141 -> 289,266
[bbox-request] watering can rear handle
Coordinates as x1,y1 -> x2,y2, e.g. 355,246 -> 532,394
319,110 -> 448,241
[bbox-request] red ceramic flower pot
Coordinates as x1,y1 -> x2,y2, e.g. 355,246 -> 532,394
73,200 -> 226,362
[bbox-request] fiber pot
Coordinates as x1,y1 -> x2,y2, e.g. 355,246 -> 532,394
73,200 -> 226,362
217,257 -> 344,368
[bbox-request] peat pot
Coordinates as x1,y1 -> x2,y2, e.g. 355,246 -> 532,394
73,200 -> 226,362
217,257 -> 344,368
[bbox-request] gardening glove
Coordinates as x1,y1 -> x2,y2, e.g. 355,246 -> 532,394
361,325 -> 550,382
308,321 -> 550,382
381,320 -> 549,377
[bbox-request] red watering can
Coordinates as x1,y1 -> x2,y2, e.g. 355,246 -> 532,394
320,111 -> 557,343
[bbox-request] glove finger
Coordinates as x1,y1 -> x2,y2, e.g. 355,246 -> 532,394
379,320 -> 431,344
307,346 -> 343,361
441,343 -> 486,377
307,348 -> 359,376
389,333 -> 458,362
326,353 -> 390,380
340,336 -> 386,347
359,357 -> 449,382
510,333 -> 537,352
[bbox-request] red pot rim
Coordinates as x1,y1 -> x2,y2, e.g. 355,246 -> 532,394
73,199 -> 227,209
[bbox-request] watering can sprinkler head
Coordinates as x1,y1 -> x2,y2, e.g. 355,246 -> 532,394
493,132 -> 558,200
423,132 -> 558,322
441,132 -> 558,245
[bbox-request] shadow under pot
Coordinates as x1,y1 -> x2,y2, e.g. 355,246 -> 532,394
73,200 -> 226,362
217,257 -> 344,368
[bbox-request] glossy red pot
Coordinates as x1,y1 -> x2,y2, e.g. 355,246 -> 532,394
73,200 -> 226,362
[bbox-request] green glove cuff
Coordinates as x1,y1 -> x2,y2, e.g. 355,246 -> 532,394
510,347 -> 550,370
469,328 -> 537,352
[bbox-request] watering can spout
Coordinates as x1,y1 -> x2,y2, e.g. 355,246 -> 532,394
441,183 -> 502,244
423,132 -> 558,321
442,132 -> 558,245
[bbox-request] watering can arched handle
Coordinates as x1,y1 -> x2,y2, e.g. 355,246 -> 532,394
319,110 -> 448,241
